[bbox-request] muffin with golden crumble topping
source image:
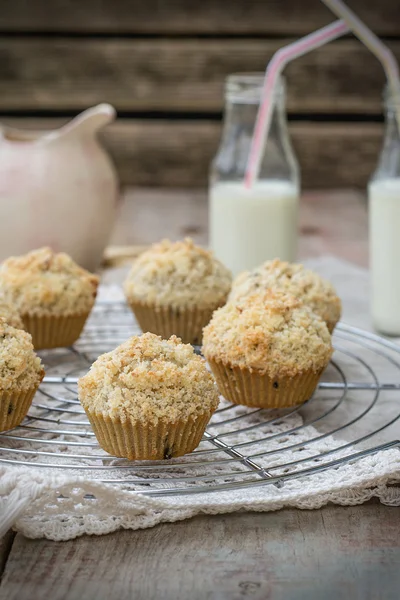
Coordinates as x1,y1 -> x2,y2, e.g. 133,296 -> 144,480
0,318 -> 44,431
78,332 -> 219,460
0,247 -> 99,349
202,291 -> 332,409
229,259 -> 341,333
124,238 -> 232,345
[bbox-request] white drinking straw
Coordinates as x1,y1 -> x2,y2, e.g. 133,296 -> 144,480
244,20 -> 350,189
322,0 -> 400,103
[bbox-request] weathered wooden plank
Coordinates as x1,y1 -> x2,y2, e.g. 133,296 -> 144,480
0,37 -> 395,113
109,189 -> 208,249
103,121 -> 384,189
105,119 -> 220,188
1,505 -> 399,600
0,117 -> 383,189
298,190 -> 368,268
86,120 -> 385,190
0,0 -> 398,35
105,188 -> 368,270
291,122 -> 383,190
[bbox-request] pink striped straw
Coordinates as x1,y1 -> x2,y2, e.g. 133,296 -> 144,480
244,19 -> 350,189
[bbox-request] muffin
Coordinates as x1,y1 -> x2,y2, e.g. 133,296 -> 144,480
124,238 -> 232,345
0,318 -> 44,431
78,332 -> 220,460
0,247 -> 99,349
202,291 -> 333,409
229,259 -> 341,333
0,295 -> 24,329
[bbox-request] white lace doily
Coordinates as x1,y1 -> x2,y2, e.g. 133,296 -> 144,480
1,260 -> 400,541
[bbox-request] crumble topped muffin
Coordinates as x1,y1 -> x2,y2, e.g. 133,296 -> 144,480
78,332 -> 219,459
203,291 -> 332,378
0,247 -> 99,316
124,238 -> 232,344
0,295 -> 24,330
0,317 -> 44,431
229,259 -> 341,332
0,247 -> 99,349
202,291 -> 332,408
124,238 -> 232,309
0,318 -> 43,392
79,332 -> 219,422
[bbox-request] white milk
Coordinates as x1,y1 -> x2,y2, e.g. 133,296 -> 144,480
209,180 -> 298,275
369,178 -> 400,335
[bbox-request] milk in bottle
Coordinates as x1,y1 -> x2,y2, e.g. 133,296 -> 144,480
210,180 -> 298,275
369,178 -> 400,334
369,84 -> 400,335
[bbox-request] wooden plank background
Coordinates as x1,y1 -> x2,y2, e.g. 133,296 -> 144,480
0,0 -> 398,35
2,118 -> 382,189
0,0 -> 395,188
0,38 -> 395,113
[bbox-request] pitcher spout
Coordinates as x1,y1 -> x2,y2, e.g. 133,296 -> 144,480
48,104 -> 116,142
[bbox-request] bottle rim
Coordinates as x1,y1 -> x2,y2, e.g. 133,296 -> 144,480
225,73 -> 285,104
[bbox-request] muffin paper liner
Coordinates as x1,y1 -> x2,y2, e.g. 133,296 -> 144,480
326,319 -> 338,334
128,301 -> 223,345
0,384 -> 41,431
22,313 -> 91,350
84,409 -> 214,460
207,359 -> 323,409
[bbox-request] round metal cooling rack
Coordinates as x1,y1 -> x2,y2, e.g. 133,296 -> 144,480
0,301 -> 399,497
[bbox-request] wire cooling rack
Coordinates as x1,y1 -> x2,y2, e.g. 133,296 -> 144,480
0,300 -> 399,497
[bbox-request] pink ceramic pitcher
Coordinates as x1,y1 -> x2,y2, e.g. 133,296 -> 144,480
0,104 -> 119,271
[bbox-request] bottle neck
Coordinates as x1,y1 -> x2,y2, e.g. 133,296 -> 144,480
384,105 -> 400,139
213,75 -> 299,185
382,83 -> 400,140
223,75 -> 287,136
223,98 -> 287,137
371,88 -> 400,182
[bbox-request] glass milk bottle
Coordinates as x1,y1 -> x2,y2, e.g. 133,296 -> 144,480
369,84 -> 400,335
209,74 -> 300,276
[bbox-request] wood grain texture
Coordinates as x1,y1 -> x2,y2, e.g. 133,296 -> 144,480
298,189 -> 368,268
0,118 -> 384,189
104,120 -> 384,189
110,188 -> 208,248
1,505 -> 399,600
0,0 -> 398,35
107,188 -> 368,269
0,37 -> 395,113
102,187 -> 369,289
101,188 -> 368,288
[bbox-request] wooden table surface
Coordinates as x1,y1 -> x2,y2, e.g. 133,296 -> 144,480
107,187 -> 369,268
1,188 -> 399,600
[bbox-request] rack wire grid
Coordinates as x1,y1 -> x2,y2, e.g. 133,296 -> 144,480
1,300 -> 399,497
